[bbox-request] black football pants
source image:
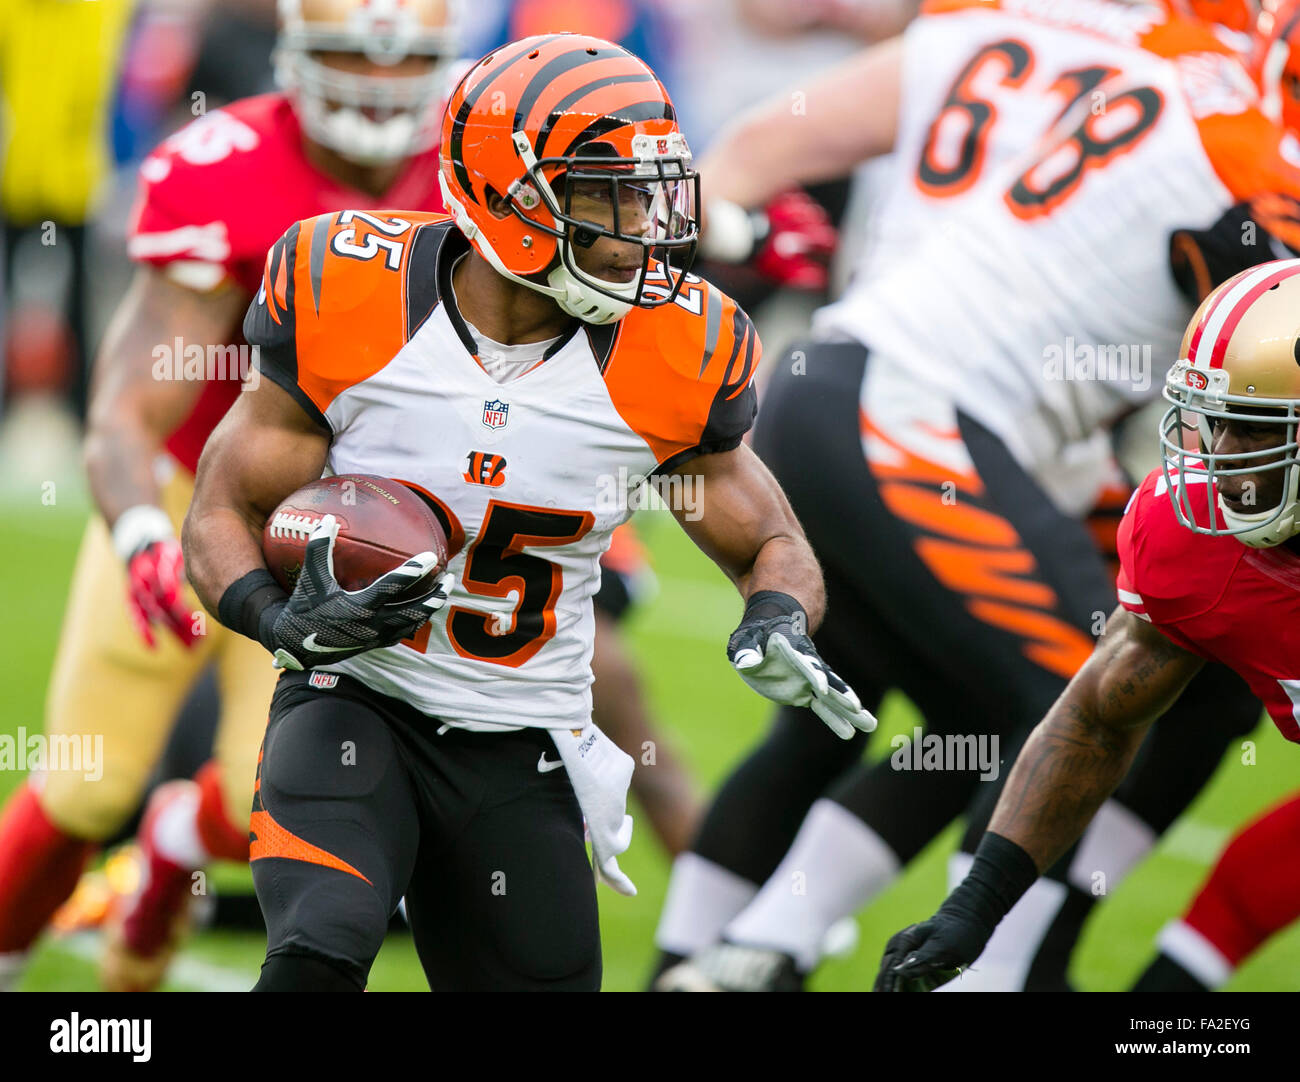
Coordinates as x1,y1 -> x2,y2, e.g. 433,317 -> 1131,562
250,670 -> 601,991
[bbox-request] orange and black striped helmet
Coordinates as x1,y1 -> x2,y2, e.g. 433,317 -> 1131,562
439,33 -> 699,324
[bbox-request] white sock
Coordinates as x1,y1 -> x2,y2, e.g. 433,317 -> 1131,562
938,852 -> 1067,992
0,951 -> 28,993
148,784 -> 207,870
1157,919 -> 1234,989
654,852 -> 758,957
725,799 -> 901,971
1066,798 -> 1156,893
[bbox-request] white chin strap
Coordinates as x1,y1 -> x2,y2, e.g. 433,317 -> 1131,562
545,254 -> 636,325
440,174 -> 637,326
1218,464 -> 1300,548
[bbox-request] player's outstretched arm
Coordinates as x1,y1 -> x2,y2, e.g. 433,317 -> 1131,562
986,607 -> 1204,868
182,376 -> 329,618
668,445 -> 877,738
875,607 -> 1204,991
669,443 -> 821,621
699,35 -> 901,213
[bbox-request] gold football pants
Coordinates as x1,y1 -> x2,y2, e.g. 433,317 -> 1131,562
39,469 -> 276,842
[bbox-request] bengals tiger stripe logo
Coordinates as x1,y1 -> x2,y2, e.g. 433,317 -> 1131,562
463,451 -> 508,487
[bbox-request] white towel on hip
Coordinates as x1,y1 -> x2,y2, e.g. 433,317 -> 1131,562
550,722 -> 637,896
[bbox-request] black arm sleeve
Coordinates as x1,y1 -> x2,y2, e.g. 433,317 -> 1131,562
1170,195 -> 1300,303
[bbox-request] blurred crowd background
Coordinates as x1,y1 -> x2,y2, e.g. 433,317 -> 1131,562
0,0 -> 914,501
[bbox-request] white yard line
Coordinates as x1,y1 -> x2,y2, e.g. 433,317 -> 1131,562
50,930 -> 256,993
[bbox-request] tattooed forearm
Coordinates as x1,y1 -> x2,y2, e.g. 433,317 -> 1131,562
988,701 -> 1145,872
85,268 -> 247,526
987,608 -> 1203,872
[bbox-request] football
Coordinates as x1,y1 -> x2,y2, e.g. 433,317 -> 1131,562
262,474 -> 449,595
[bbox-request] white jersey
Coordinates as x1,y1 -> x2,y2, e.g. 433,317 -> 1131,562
817,0 -> 1298,497
246,213 -> 759,729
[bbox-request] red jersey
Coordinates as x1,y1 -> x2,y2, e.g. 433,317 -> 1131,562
1117,466 -> 1300,742
125,92 -> 445,473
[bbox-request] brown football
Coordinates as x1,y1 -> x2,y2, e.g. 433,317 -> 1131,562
262,475 -> 450,596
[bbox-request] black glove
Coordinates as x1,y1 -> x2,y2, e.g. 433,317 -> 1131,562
875,833 -> 1039,992
874,914 -> 989,993
264,514 -> 451,671
727,591 -> 876,739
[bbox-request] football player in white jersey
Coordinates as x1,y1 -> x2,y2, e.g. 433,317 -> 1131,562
654,0 -> 1300,991
182,33 -> 874,991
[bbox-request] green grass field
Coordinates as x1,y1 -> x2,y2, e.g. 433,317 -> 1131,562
6,497 -> 1300,991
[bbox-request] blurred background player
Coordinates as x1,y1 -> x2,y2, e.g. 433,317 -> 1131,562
0,0 -> 134,452
653,0 -> 1300,991
0,0 -> 464,993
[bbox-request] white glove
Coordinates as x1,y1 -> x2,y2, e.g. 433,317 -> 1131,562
728,592 -> 877,740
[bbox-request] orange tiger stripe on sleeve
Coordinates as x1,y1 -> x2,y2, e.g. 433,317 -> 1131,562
245,210 -> 452,428
600,276 -> 760,474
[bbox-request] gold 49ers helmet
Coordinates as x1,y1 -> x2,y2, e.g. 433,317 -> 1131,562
439,33 -> 699,325
1161,258 -> 1300,546
276,0 -> 463,165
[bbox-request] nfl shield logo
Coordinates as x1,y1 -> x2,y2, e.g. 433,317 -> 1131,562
482,399 -> 509,430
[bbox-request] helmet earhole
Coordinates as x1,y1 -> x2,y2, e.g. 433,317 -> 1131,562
1293,337 -> 1300,366
572,223 -> 601,249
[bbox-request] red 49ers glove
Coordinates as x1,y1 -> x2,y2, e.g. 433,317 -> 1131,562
752,190 -> 838,291
114,506 -> 199,650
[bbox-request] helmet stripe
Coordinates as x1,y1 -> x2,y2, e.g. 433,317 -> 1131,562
512,45 -> 635,139
1191,261 -> 1293,365
1205,262 -> 1300,368
447,34 -> 567,199
535,73 -> 657,157
558,100 -> 677,158
1186,282 -> 1220,361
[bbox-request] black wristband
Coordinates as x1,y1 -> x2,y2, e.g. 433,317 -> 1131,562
740,590 -> 805,625
217,569 -> 289,651
940,832 -> 1040,935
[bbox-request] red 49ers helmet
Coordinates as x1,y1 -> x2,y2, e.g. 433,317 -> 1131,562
438,33 -> 699,325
